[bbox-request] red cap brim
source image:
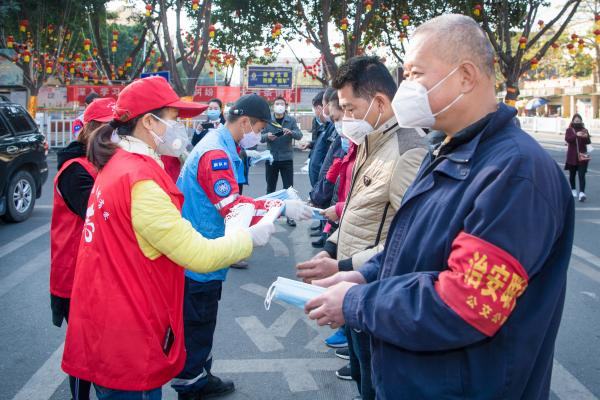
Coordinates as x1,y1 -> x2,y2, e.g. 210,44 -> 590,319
167,100 -> 208,118
95,115 -> 115,122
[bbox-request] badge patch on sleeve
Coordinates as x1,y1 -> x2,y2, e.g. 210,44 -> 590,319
435,231 -> 529,337
214,179 -> 232,198
211,158 -> 230,171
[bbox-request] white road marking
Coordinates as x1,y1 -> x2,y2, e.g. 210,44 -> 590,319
572,246 -> 600,271
570,258 -> 600,285
552,359 -> 598,400
577,208 -> 600,211
0,251 -> 49,297
0,223 -> 50,259
11,342 -> 66,400
580,291 -> 598,300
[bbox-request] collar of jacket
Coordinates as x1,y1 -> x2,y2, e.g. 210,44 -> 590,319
272,112 -> 290,124
362,116 -> 399,153
440,102 -> 516,165
118,135 -> 163,167
216,124 -> 242,163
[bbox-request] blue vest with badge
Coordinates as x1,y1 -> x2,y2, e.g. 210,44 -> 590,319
177,125 -> 245,282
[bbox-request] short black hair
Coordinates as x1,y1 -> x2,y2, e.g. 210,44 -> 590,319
85,92 -> 100,105
323,87 -> 336,103
274,96 -> 287,105
332,56 -> 396,101
312,91 -> 325,107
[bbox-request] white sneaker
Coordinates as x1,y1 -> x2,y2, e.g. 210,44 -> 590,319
572,189 -> 578,198
579,192 -> 587,202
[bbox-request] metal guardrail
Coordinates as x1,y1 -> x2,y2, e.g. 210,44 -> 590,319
41,111 -> 318,149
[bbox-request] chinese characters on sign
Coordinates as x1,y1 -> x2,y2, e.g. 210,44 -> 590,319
67,85 -> 125,104
247,66 -> 294,89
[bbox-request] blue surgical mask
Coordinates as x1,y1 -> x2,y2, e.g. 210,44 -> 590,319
206,109 -> 221,121
265,277 -> 326,310
340,137 -> 350,153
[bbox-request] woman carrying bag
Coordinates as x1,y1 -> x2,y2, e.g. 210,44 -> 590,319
61,77 -> 274,399
565,113 -> 592,202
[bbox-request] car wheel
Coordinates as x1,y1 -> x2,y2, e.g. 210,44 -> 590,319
3,170 -> 36,223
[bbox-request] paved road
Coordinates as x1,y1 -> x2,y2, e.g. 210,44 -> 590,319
0,137 -> 598,400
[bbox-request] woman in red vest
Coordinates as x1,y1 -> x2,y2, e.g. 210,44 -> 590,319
61,77 -> 274,399
50,97 -> 114,400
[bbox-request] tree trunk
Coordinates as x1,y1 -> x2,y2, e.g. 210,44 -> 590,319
504,75 -> 520,107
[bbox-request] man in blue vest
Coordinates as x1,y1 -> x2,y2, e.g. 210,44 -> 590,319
173,94 -> 312,399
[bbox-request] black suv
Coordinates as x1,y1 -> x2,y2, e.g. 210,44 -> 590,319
0,98 -> 48,222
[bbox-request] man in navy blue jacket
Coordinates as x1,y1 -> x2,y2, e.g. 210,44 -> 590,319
306,14 -> 574,399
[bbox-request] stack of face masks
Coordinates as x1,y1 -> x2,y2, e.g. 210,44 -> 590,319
265,277 -> 326,310
311,207 -> 327,220
257,186 -> 301,202
224,203 -> 256,235
248,150 -> 274,166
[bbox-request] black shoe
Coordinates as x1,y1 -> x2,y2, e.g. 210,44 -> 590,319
310,230 -> 322,237
287,218 -> 297,227
312,235 -> 326,248
310,223 -> 321,231
336,364 -> 352,380
198,374 -> 235,398
230,260 -> 249,269
335,347 -> 350,360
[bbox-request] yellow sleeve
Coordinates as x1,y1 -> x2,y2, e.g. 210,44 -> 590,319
131,180 -> 253,273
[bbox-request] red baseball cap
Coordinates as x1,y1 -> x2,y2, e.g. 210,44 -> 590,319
83,97 -> 115,124
113,76 -> 208,122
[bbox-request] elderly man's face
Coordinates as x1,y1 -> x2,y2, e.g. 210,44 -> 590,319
403,35 -> 464,129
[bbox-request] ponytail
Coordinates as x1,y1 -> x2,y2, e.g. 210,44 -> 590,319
87,121 -> 120,170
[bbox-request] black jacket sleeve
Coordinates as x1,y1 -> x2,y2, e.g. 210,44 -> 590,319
57,163 -> 95,219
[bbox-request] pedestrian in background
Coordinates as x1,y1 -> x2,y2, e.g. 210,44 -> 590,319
192,98 -> 226,147
50,97 -> 114,400
261,96 -> 303,226
565,113 -> 591,202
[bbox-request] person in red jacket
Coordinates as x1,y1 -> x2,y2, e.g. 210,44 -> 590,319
61,77 -> 274,399
50,97 -> 114,400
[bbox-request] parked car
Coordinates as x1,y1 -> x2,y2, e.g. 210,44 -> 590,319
0,97 -> 48,222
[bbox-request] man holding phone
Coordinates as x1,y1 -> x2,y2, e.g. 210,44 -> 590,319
261,96 -> 303,226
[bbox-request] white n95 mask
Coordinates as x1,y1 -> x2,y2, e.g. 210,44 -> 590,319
392,65 -> 464,129
342,98 -> 382,145
150,115 -> 189,157
265,277 -> 326,310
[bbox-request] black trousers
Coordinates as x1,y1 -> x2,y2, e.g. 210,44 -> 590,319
567,164 -> 587,192
173,279 -> 222,394
265,160 -> 294,194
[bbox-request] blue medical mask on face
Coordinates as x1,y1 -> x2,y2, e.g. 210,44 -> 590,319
265,277 -> 326,310
340,137 -> 350,153
207,109 -> 221,121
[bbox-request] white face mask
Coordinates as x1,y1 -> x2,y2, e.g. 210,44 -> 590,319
274,104 -> 286,115
264,277 -> 326,310
392,65 -> 464,130
334,121 -> 343,135
322,103 -> 332,123
150,115 -> 189,157
239,121 -> 262,149
342,98 -> 382,145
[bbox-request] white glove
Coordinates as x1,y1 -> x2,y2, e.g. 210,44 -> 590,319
284,200 -> 313,221
247,221 -> 276,247
245,150 -> 261,159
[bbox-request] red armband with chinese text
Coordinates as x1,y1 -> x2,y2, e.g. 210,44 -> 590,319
434,231 -> 529,337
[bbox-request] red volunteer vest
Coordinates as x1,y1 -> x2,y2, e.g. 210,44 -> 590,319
50,156 -> 97,298
62,149 -> 186,390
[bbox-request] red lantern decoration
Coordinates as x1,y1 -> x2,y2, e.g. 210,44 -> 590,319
84,38 -> 92,51
208,24 -> 216,38
19,20 -> 28,32
567,43 -> 575,55
69,63 -> 75,74
578,38 -> 585,50
111,41 -> 118,53
112,30 -> 119,41
133,35 -> 139,45
58,52 -> 64,62
75,53 -> 82,63
571,33 -> 578,42
145,4 -> 153,16
340,17 -> 349,31
473,4 -> 482,17
530,57 -> 538,70
264,47 -> 271,56
401,14 -> 410,27
48,24 -> 55,34
65,30 -> 72,41
22,50 -> 31,63
595,15 -> 600,26
192,0 -> 200,11
519,36 -> 527,49
93,47 -> 98,56
125,57 -> 132,68
595,29 -> 600,43
7,35 -> 14,48
45,61 -> 53,74
537,20 -> 544,29
364,0 -> 373,12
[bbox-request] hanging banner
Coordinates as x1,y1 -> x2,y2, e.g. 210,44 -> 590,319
243,88 -> 300,103
193,86 -> 242,103
67,85 -> 125,103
